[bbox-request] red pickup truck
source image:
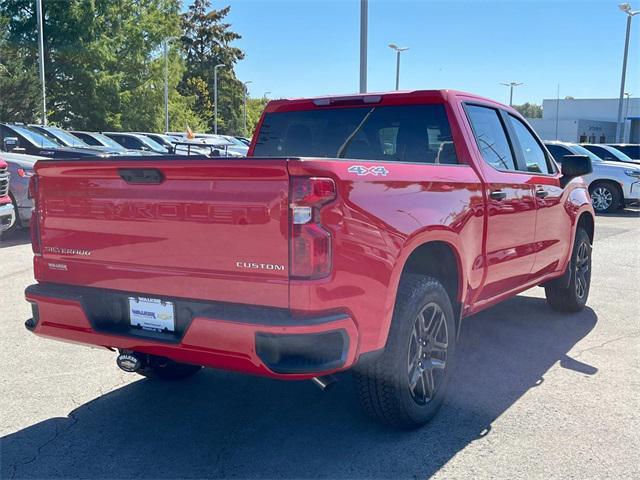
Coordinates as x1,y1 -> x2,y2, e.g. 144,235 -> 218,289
25,90 -> 594,428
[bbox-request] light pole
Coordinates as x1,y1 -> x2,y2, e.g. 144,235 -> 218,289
35,0 -> 46,125
500,81 -> 523,106
389,44 -> 409,90
623,92 -> 632,140
213,63 -> 225,134
616,4 -> 639,142
243,80 -> 252,137
163,39 -> 169,133
263,91 -> 271,100
360,0 -> 368,93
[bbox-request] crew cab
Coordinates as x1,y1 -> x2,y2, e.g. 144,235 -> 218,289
24,90 -> 595,428
0,158 -> 15,233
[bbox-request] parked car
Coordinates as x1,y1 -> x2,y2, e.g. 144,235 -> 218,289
136,133 -> 212,156
0,151 -> 46,232
545,141 -> 640,212
0,123 -> 107,159
25,90 -> 595,429
606,144 -> 640,162
29,125 -> 123,156
68,131 -> 153,156
167,132 -> 243,157
234,136 -> 251,146
102,132 -> 171,154
580,143 -> 640,165
0,157 -> 15,234
220,135 -> 250,156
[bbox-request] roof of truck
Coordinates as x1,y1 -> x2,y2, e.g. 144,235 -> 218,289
264,90 -> 511,114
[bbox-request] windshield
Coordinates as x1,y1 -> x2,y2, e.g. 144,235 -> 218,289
11,125 -> 60,148
253,104 -> 458,164
612,145 -> 640,159
46,127 -> 91,147
91,133 -> 126,150
604,146 -> 634,162
571,145 -> 604,163
137,135 -> 169,152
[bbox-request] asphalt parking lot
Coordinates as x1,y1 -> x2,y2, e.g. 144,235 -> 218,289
1,211 -> 639,480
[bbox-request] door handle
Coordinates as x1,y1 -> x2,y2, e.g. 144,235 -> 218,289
489,189 -> 507,201
535,188 -> 549,198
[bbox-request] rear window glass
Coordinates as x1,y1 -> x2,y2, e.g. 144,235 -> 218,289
253,104 -> 458,164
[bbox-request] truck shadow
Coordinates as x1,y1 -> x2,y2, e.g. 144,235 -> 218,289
0,228 -> 30,248
1,295 -> 597,479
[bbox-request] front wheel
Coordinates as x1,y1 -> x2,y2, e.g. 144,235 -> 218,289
354,275 -> 456,429
545,228 -> 592,312
590,182 -> 620,213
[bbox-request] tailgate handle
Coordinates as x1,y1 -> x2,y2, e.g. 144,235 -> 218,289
118,168 -> 164,184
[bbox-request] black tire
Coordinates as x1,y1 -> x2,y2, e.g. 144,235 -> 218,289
589,181 -> 621,213
354,274 -> 456,429
544,228 -> 592,313
138,357 -> 202,381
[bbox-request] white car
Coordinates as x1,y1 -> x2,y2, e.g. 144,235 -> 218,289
545,141 -> 640,213
166,132 -> 245,157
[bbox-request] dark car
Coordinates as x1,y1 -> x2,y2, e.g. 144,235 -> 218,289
69,131 -> 153,156
30,125 -> 123,156
606,144 -> 640,161
0,123 -> 107,158
102,132 -> 170,154
580,143 -> 640,165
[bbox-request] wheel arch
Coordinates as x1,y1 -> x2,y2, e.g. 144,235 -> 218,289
588,179 -> 624,207
377,238 -> 466,351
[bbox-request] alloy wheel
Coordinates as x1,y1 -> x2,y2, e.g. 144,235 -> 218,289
407,302 -> 448,405
591,187 -> 613,212
575,241 -> 590,300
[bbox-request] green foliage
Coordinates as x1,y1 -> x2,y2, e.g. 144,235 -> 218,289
245,97 -> 267,137
0,14 -> 40,122
513,102 -> 543,119
181,0 -> 245,134
0,0 -> 215,132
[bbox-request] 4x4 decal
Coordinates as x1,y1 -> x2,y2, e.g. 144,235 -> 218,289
348,165 -> 389,177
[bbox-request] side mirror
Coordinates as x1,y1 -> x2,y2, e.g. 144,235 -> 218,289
560,155 -> 592,186
3,136 -> 19,152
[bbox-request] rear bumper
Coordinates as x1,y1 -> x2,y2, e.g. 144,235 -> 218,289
0,202 -> 15,232
24,283 -> 359,379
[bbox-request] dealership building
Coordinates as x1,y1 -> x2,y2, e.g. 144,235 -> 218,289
527,97 -> 640,144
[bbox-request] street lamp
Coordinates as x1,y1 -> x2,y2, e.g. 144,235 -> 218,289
624,92 -> 633,140
388,44 -> 409,91
360,0 -> 368,93
616,3 -> 639,142
500,81 -> 523,106
214,63 -> 225,134
243,80 -> 252,137
263,91 -> 271,100
35,0 -> 46,125
163,38 -> 175,133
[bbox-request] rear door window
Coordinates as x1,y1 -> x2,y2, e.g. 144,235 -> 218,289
253,104 -> 458,164
465,105 -> 516,171
507,115 -> 552,174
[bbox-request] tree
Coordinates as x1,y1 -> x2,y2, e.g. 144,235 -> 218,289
245,97 -> 267,137
0,15 -> 40,122
513,102 -> 543,119
181,0 -> 245,134
0,0 -> 205,131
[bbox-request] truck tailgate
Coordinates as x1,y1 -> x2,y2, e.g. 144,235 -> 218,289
33,159 -> 290,308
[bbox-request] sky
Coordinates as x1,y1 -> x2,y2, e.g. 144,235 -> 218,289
216,0 -> 639,105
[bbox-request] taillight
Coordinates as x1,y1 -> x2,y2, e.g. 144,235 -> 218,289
18,168 -> 35,178
28,175 -> 41,255
290,177 -> 336,279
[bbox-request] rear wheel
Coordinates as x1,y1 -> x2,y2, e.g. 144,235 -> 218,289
354,275 -> 456,429
137,357 -> 202,381
545,228 -> 592,313
589,182 -> 620,213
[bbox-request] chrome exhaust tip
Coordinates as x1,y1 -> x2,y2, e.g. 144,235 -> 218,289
311,375 -> 338,391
